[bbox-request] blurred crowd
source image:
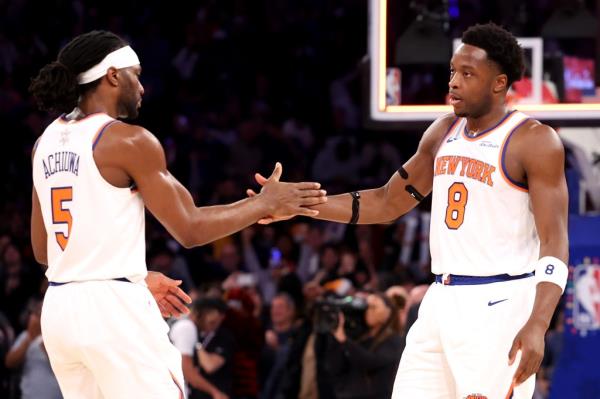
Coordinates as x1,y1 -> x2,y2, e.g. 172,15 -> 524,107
0,1 -> 568,398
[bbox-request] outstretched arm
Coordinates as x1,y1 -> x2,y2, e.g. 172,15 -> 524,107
507,122 -> 568,386
107,123 -> 326,247
249,115 -> 455,224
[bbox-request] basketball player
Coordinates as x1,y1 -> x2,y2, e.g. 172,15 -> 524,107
29,31 -> 327,399
250,23 -> 568,398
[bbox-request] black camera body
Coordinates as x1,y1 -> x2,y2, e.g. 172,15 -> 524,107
314,295 -> 369,340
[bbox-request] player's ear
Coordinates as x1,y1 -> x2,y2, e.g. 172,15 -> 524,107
493,74 -> 508,94
106,66 -> 120,87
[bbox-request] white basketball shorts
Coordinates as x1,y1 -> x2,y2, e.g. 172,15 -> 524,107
392,275 -> 536,399
41,279 -> 185,399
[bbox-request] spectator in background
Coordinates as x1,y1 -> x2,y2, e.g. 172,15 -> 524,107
296,224 -> 324,284
0,311 -> 15,398
222,284 -> 264,399
241,227 -> 303,308
148,240 -> 196,296
209,242 -> 244,282
260,293 -> 298,399
170,298 -> 233,399
5,299 -> 62,399
326,292 -> 404,399
0,243 -> 40,331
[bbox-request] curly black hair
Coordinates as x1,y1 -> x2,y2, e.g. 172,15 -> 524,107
29,31 -> 127,113
461,22 -> 524,88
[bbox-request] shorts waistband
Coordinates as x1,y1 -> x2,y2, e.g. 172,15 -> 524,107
434,272 -> 534,286
48,277 -> 131,287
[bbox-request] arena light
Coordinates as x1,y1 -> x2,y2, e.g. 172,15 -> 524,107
369,0 -> 600,122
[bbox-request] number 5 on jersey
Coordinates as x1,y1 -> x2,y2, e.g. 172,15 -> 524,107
445,182 -> 468,229
51,187 -> 73,250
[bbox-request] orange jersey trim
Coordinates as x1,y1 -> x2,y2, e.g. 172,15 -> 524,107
504,379 -> 515,399
498,118 -> 531,192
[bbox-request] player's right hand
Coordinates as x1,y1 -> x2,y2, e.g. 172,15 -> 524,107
251,162 -> 327,223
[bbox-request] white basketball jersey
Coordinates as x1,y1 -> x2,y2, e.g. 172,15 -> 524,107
430,110 -> 540,276
32,113 -> 147,283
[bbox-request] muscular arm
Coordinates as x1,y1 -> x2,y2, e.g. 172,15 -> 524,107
508,121 -> 568,384
31,141 -> 48,266
310,115 -> 455,224
31,186 -> 48,265
525,122 -> 568,330
101,123 -> 323,248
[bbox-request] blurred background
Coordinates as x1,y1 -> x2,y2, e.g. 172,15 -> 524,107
1,1 -> 600,398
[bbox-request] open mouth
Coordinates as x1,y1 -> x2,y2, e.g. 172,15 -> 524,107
448,94 -> 463,106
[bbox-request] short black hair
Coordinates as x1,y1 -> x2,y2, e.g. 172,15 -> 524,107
461,23 -> 524,87
192,298 -> 228,315
29,30 -> 127,113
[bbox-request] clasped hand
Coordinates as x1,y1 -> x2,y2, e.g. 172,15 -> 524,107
247,162 -> 327,224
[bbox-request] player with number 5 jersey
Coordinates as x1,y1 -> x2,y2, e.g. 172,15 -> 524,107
30,31 -> 327,399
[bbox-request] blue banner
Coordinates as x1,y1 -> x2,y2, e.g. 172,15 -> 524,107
550,216 -> 600,399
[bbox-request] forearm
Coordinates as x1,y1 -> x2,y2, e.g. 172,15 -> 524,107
312,186 -> 413,224
198,350 -> 225,374
186,195 -> 269,247
182,356 -> 221,395
527,282 -> 562,333
5,335 -> 32,368
528,239 -> 568,329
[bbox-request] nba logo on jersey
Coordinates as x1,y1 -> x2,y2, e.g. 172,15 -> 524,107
572,261 -> 600,336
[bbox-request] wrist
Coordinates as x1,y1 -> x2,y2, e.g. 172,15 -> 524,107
251,192 -> 273,217
527,315 -> 550,331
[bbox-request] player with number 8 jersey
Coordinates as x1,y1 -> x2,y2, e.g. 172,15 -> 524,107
266,22 -> 570,399
430,110 -> 538,277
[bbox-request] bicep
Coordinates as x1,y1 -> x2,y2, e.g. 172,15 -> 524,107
121,129 -> 197,244
381,117 -> 452,217
523,127 -> 568,260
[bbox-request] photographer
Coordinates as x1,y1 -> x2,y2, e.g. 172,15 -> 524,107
325,292 -> 403,399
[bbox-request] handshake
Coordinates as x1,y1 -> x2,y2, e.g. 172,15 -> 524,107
245,162 -> 328,225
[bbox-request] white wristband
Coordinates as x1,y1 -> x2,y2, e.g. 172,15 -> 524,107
534,256 -> 568,293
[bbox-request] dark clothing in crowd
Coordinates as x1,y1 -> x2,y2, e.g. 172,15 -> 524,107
190,327 -> 235,399
277,321 -> 337,399
325,333 -> 404,399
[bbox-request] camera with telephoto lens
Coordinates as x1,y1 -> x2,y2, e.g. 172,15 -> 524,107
313,295 -> 368,340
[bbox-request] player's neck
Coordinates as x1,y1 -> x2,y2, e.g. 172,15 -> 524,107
465,105 -> 510,136
77,95 -> 119,120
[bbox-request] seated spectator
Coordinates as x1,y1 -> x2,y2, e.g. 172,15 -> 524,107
170,298 -> 234,399
5,299 -> 62,399
326,292 -> 403,399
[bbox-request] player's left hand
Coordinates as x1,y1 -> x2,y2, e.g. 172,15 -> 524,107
508,319 -> 546,385
145,271 -> 192,318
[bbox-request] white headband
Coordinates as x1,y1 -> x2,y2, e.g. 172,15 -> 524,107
76,45 -> 140,85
